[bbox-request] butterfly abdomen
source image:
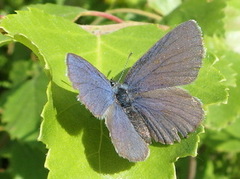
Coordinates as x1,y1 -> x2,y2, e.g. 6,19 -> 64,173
114,84 -> 151,143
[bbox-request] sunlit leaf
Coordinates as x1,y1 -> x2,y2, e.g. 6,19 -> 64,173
30,3 -> 86,21
162,0 -> 226,36
147,0 -> 181,15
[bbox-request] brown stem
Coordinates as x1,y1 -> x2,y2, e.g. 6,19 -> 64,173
188,157 -> 197,179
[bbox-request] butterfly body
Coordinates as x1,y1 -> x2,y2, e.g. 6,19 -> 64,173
66,20 -> 205,162
112,82 -> 132,108
111,81 -> 152,144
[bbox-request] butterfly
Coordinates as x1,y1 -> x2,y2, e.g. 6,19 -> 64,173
66,20 -> 205,162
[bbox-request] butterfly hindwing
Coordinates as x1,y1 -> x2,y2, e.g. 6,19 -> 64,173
132,87 -> 204,144
105,103 -> 149,162
67,53 -> 114,118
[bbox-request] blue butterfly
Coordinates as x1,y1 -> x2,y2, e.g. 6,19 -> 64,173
66,20 -> 204,162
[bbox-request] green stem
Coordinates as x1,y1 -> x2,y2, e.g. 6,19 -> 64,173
107,8 -> 162,21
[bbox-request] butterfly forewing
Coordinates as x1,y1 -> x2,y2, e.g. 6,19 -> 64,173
125,20 -> 204,93
67,53 -> 114,118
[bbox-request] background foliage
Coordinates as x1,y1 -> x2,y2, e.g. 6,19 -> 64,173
0,0 -> 239,178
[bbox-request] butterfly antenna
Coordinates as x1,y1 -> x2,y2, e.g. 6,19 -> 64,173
117,52 -> 133,83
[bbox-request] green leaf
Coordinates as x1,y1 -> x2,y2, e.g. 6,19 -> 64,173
40,82 -> 203,178
205,84 -> 240,129
162,0 -> 226,36
184,53 -> 228,105
0,54 -> 7,68
147,0 -> 181,15
30,3 -> 86,21
0,132 -> 47,179
0,33 -> 13,47
2,67 -> 48,141
203,120 -> 240,154
205,36 -> 237,87
203,37 -> 240,129
225,0 -> 240,54
176,143 -> 240,179
9,60 -> 31,86
9,141 -> 48,179
225,117 -> 240,140
0,8 -> 96,91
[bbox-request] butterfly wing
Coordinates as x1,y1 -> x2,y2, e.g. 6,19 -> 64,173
125,20 -> 204,93
66,53 -> 114,118
132,87 -> 204,144
104,103 -> 149,162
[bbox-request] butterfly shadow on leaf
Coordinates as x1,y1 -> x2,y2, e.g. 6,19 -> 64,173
52,82 -> 86,136
51,82 -> 135,174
